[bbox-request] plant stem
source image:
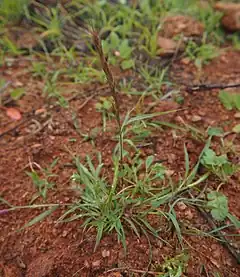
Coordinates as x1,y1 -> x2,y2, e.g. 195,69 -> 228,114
92,31 -> 123,170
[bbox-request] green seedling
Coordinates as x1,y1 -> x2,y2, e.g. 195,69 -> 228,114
197,5 -> 223,45
201,148 -> 238,182
102,32 -> 135,70
137,22 -> 160,57
185,40 -> 219,70
0,36 -> 25,56
231,33 -> 240,50
10,88 -> 25,100
219,90 -> 240,111
95,96 -> 114,132
129,121 -> 152,142
68,62 -> 105,84
121,153 -> 166,196
139,66 -> 168,99
31,62 -> 47,79
26,158 -> 59,203
206,191 -> 228,221
154,251 -> 189,277
31,7 -> 64,40
0,81 -> 24,104
43,70 -> 69,107
0,0 -> 29,25
0,49 -> 4,66
52,44 -> 77,65
206,190 -> 240,228
119,77 -> 134,94
160,0 -> 197,14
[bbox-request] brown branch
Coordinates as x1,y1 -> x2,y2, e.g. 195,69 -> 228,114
184,82 -> 240,92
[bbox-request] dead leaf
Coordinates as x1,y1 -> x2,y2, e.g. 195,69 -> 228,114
6,107 -> 22,121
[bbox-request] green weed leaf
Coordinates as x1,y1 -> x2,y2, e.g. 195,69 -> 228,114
102,40 -> 110,54
145,155 -> 154,171
227,213 -> 240,228
202,149 -> 227,166
233,94 -> 240,110
110,32 -> 120,49
219,90 -> 233,110
232,124 -> 240,133
121,59 -> 134,70
207,127 -> 223,137
207,191 -> 228,221
119,39 -> 132,59
10,88 -> 25,100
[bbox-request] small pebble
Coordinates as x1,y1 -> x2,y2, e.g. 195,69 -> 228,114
185,209 -> 193,220
177,201 -> 187,211
198,110 -> 206,116
62,230 -> 68,237
92,260 -> 101,267
191,115 -> 202,122
102,249 -> 110,258
14,81 -> 23,87
234,112 -> 240,119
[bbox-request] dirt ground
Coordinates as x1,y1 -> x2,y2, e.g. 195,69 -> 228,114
0,37 -> 240,277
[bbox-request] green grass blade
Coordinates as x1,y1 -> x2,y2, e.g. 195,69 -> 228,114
167,210 -> 183,247
19,205 -> 58,231
184,144 -> 189,179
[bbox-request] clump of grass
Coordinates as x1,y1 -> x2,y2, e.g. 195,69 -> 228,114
185,40 -> 219,70
0,0 -> 29,25
26,158 -> 59,203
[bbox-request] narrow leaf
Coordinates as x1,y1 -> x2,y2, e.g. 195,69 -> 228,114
19,206 -> 58,230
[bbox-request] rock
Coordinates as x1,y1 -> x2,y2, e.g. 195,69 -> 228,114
165,169 -> 174,177
84,260 -> 90,268
234,112 -> 240,119
92,260 -> 101,267
35,108 -> 47,116
175,116 -> 185,124
13,81 -> 23,87
177,201 -> 187,211
167,153 -> 177,163
16,256 -> 26,269
222,11 -> 240,32
157,36 -> 180,56
181,57 -> 191,65
198,110 -> 206,117
62,230 -> 68,237
191,115 -> 202,122
185,209 -> 194,220
214,3 -> 240,31
214,2 -> 240,13
101,249 -> 110,258
161,15 -> 204,39
156,239 -> 164,248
